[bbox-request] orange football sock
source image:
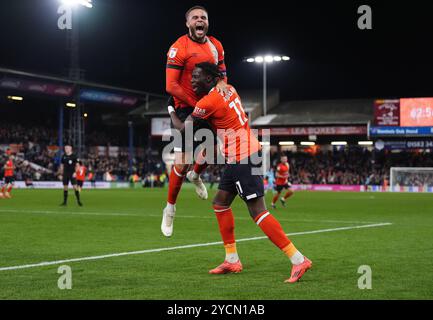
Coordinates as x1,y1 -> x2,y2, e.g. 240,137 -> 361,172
272,194 -> 280,204
193,149 -> 208,175
283,190 -> 293,199
214,205 -> 239,263
213,205 -> 235,245
255,211 -> 304,265
167,165 -> 187,205
254,211 -> 291,249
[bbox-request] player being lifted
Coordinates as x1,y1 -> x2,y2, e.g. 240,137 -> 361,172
271,155 -> 294,209
1,154 -> 15,199
162,5 -> 229,237
59,145 -> 83,207
168,62 -> 312,283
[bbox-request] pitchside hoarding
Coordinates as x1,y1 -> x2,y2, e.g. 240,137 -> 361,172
13,181 -> 130,189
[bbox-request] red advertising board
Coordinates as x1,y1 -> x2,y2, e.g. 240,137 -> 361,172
259,126 -> 367,136
374,99 -> 400,126
400,98 -> 433,127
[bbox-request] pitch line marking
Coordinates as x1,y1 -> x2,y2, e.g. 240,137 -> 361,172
0,222 -> 392,272
0,209 -> 383,225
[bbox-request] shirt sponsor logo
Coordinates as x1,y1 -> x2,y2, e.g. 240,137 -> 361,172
193,107 -> 206,117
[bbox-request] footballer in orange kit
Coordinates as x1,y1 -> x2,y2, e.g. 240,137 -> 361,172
168,62 -> 312,283
271,155 -> 294,209
1,154 -> 15,199
162,5 -> 229,237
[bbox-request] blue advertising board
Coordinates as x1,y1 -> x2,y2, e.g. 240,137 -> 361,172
370,126 -> 433,136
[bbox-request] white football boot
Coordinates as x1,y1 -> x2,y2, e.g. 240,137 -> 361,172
161,204 -> 176,237
186,171 -> 208,200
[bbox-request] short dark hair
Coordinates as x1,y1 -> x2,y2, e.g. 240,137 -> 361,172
195,62 -> 221,80
185,5 -> 208,20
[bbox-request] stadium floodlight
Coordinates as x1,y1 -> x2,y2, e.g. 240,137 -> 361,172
279,141 -> 295,146
59,0 -> 93,8
245,54 -> 290,116
254,56 -> 264,63
264,55 -> 274,63
331,141 -> 348,146
66,102 -> 76,108
301,141 -> 315,146
83,112 -> 88,118
7,95 -> 23,101
358,141 -> 374,146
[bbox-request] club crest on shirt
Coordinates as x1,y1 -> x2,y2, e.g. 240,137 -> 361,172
169,48 -> 178,58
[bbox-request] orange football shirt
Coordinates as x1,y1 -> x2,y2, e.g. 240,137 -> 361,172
4,160 -> 14,177
166,34 -> 226,108
75,166 -> 87,181
193,85 -> 261,163
275,163 -> 290,185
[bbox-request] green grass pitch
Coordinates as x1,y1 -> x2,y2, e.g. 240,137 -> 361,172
0,185 -> 432,299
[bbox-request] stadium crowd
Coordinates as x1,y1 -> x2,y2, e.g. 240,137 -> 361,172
2,121 -> 433,186
267,149 -> 433,186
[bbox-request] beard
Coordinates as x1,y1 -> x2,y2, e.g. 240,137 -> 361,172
190,25 -> 208,41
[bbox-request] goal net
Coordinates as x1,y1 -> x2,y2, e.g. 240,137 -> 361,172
390,167 -> 433,192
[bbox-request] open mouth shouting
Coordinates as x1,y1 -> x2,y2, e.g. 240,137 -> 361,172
193,24 -> 207,38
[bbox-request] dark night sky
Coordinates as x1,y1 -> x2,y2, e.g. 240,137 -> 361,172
1,0 -> 433,101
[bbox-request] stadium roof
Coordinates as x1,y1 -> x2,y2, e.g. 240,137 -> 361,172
136,89 -> 279,119
252,99 -> 373,126
0,67 -> 165,104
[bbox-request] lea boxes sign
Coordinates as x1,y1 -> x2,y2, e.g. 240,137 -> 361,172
262,126 -> 367,136
374,99 -> 400,126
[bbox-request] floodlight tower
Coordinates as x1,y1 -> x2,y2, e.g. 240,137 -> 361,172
245,55 -> 290,116
58,0 -> 93,157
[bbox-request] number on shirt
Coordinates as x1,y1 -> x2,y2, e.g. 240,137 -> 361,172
229,98 -> 248,126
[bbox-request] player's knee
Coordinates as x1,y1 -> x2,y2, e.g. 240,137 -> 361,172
173,164 -> 188,175
212,200 -> 230,209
